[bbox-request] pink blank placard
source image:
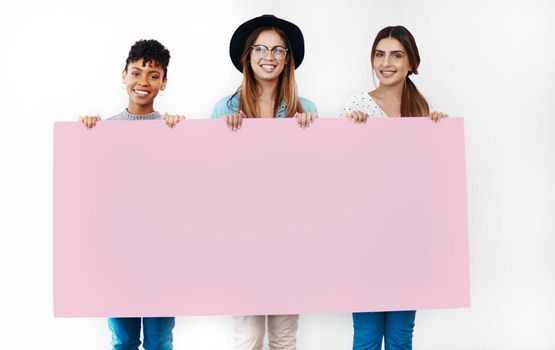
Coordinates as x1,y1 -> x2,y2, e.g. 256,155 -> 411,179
53,118 -> 469,317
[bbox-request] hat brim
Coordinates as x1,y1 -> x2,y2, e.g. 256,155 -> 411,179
229,15 -> 305,72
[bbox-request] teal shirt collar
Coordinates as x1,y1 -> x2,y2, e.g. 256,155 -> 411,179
230,93 -> 288,118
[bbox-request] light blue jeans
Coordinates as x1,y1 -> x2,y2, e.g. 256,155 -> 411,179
108,317 -> 175,350
353,311 -> 416,350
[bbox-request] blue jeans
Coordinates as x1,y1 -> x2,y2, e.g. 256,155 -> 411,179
108,317 -> 175,350
353,311 -> 416,350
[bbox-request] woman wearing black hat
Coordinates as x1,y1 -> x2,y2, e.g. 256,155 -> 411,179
211,14 -> 317,130
210,14 -> 317,350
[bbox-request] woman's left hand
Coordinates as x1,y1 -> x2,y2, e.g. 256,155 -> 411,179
295,112 -> 318,128
429,112 -> 448,123
162,113 -> 186,128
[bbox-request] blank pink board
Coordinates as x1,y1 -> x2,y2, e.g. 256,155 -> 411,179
53,118 -> 469,317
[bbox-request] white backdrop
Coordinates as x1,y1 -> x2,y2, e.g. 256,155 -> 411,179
0,0 -> 554,349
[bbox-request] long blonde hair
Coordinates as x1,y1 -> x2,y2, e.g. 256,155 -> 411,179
230,26 -> 304,117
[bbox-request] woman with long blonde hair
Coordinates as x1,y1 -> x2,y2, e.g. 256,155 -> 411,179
211,14 -> 318,350
211,14 -> 317,129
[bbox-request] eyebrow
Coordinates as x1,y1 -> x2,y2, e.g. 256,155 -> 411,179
375,49 -> 405,54
253,44 -> 286,48
129,66 -> 162,74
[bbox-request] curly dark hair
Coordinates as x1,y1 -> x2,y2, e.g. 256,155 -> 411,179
124,39 -> 171,79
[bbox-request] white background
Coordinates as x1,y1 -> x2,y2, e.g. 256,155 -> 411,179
1,0 -> 554,349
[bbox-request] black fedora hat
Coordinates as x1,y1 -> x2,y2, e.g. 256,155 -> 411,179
229,14 -> 305,72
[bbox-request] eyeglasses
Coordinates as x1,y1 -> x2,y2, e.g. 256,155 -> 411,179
250,45 -> 288,59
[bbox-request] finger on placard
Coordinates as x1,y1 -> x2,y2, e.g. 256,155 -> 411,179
308,113 -> 316,127
79,116 -> 85,128
357,112 -> 364,123
296,113 -> 301,126
229,115 -> 234,130
237,113 -> 243,130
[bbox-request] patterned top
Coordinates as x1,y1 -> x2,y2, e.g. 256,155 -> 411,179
108,109 -> 161,120
342,92 -> 434,118
342,92 -> 387,118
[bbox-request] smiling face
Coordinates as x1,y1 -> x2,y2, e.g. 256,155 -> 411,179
122,58 -> 167,114
249,29 -> 287,83
372,37 -> 412,87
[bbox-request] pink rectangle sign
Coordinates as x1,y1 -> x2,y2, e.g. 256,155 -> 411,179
54,118 -> 469,317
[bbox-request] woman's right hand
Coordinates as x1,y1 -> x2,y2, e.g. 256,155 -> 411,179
225,110 -> 246,131
346,111 -> 368,124
79,115 -> 101,129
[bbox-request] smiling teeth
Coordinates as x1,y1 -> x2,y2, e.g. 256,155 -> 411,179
135,90 -> 148,96
261,65 -> 275,71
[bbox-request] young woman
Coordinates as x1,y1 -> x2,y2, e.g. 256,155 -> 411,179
79,39 -> 182,350
342,26 -> 447,350
80,39 -> 183,129
211,14 -> 317,130
210,14 -> 318,350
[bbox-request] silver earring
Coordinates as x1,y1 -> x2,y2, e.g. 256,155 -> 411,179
121,83 -> 126,90
159,90 -> 165,97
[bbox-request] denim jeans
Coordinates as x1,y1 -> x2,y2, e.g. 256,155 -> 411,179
352,311 -> 416,350
108,317 -> 175,350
